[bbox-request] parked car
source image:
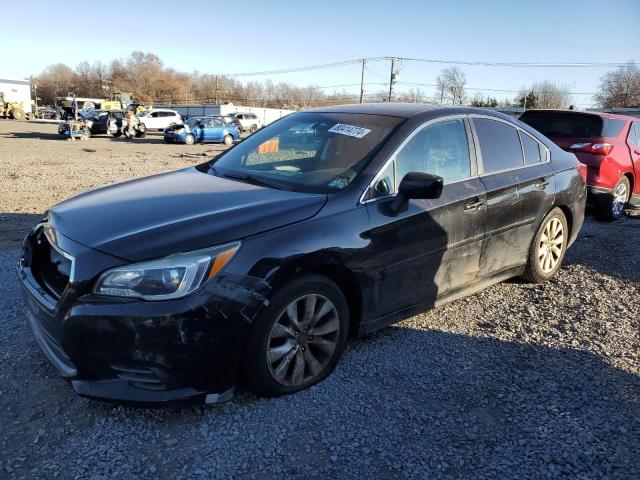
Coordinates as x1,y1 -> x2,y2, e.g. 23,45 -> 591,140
37,106 -> 59,120
520,110 -> 640,220
222,115 -> 243,135
136,108 -> 182,132
164,116 -> 240,145
18,104 -> 586,404
233,112 -> 262,132
82,109 -> 126,136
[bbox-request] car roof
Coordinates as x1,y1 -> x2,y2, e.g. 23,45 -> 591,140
306,102 -> 515,121
521,109 -> 636,122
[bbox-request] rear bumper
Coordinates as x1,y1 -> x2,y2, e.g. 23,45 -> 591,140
586,185 -> 612,206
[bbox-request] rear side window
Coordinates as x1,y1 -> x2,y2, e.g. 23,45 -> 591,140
628,122 -> 640,146
520,112 -> 625,139
520,132 -> 542,165
474,118 -> 524,173
395,119 -> 471,184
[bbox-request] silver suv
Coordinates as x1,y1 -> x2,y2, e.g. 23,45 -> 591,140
234,112 -> 262,133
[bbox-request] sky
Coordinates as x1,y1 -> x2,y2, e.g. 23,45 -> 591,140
2,0 -> 639,107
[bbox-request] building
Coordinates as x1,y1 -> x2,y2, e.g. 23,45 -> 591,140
0,78 -> 32,115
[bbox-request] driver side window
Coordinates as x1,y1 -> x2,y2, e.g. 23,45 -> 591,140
395,119 -> 471,188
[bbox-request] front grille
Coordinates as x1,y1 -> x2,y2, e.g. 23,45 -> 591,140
111,365 -> 168,391
30,228 -> 72,299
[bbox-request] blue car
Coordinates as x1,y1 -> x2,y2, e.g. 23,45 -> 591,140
164,116 -> 240,145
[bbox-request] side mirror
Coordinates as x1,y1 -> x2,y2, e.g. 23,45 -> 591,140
391,172 -> 443,212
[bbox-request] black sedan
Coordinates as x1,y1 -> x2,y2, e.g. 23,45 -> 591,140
84,109 -> 126,136
17,104 -> 586,404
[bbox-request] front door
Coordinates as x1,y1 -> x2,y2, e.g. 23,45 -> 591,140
364,117 -> 486,318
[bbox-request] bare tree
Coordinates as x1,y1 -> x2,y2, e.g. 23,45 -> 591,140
436,67 -> 467,105
595,62 -> 640,108
516,81 -> 571,109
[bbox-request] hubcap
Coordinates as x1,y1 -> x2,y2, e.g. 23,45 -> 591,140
537,217 -> 564,273
266,294 -> 340,387
612,183 -> 628,216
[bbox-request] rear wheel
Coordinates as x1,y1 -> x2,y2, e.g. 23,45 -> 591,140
242,275 -> 349,397
249,124 -> 257,133
11,108 -> 25,120
522,207 -> 568,283
597,177 -> 630,221
138,122 -> 146,134
185,134 -> 195,145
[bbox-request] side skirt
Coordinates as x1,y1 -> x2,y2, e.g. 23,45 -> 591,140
357,265 -> 525,337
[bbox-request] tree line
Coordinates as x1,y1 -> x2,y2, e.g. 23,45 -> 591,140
33,52 -> 640,110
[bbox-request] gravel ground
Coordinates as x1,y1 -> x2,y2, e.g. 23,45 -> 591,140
0,120 -> 639,479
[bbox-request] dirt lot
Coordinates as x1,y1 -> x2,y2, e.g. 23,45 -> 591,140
0,119 -> 639,479
0,120 -> 230,249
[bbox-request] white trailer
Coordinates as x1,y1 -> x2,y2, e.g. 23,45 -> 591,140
0,78 -> 32,119
154,103 -> 294,126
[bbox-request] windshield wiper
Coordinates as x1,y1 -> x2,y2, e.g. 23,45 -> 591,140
222,172 -> 284,190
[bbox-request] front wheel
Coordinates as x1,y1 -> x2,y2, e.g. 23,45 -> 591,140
241,275 -> 349,397
185,134 -> 195,145
522,207 -> 569,283
597,177 -> 630,221
249,124 -> 257,133
11,108 -> 25,120
137,122 -> 146,134
223,134 -> 233,146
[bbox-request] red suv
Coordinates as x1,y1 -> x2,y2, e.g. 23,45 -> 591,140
520,110 -> 640,220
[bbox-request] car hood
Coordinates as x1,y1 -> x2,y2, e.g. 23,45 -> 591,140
48,167 -> 326,261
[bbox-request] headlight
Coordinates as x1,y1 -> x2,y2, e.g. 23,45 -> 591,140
86,120 -> 93,127
93,242 -> 240,301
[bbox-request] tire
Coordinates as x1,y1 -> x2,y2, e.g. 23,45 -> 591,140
185,134 -> 195,145
223,134 -> 233,146
11,109 -> 25,120
138,122 -> 146,134
241,274 -> 349,397
84,129 -> 91,139
249,124 -> 257,133
522,207 -> 569,283
596,177 -> 630,221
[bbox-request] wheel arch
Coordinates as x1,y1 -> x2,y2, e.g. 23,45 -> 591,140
267,260 -> 363,338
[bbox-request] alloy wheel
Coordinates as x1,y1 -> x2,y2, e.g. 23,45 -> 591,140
266,294 -> 340,387
612,182 -> 628,217
537,217 -> 564,273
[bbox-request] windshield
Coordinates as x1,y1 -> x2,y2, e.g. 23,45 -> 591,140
520,112 -> 625,139
210,112 -> 403,193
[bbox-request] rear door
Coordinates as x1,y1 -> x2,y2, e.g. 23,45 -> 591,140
364,116 -> 486,316
471,116 -> 554,277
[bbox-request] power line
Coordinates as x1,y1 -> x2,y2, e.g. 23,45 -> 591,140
220,56 -> 632,77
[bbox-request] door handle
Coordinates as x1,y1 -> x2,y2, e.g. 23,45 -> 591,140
534,179 -> 550,189
464,198 -> 485,211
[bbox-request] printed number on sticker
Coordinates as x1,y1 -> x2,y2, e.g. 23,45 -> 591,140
328,124 -> 371,138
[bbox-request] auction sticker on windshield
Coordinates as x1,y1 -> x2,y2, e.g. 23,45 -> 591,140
328,123 -> 371,138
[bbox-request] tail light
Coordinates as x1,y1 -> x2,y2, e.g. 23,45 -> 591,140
569,143 -> 614,155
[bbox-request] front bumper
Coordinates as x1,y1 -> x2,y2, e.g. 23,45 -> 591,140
18,228 -> 269,405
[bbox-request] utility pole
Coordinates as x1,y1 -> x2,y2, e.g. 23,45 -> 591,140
387,57 -> 396,102
359,59 -> 366,103
214,75 -> 219,104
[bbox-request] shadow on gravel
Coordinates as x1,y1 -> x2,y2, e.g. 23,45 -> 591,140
565,215 -> 640,283
0,131 -> 62,141
0,213 -> 43,250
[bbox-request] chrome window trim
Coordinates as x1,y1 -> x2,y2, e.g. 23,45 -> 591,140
359,114 -> 471,204
359,113 -> 552,205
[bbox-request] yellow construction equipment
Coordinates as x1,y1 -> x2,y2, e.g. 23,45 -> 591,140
0,91 -> 27,120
